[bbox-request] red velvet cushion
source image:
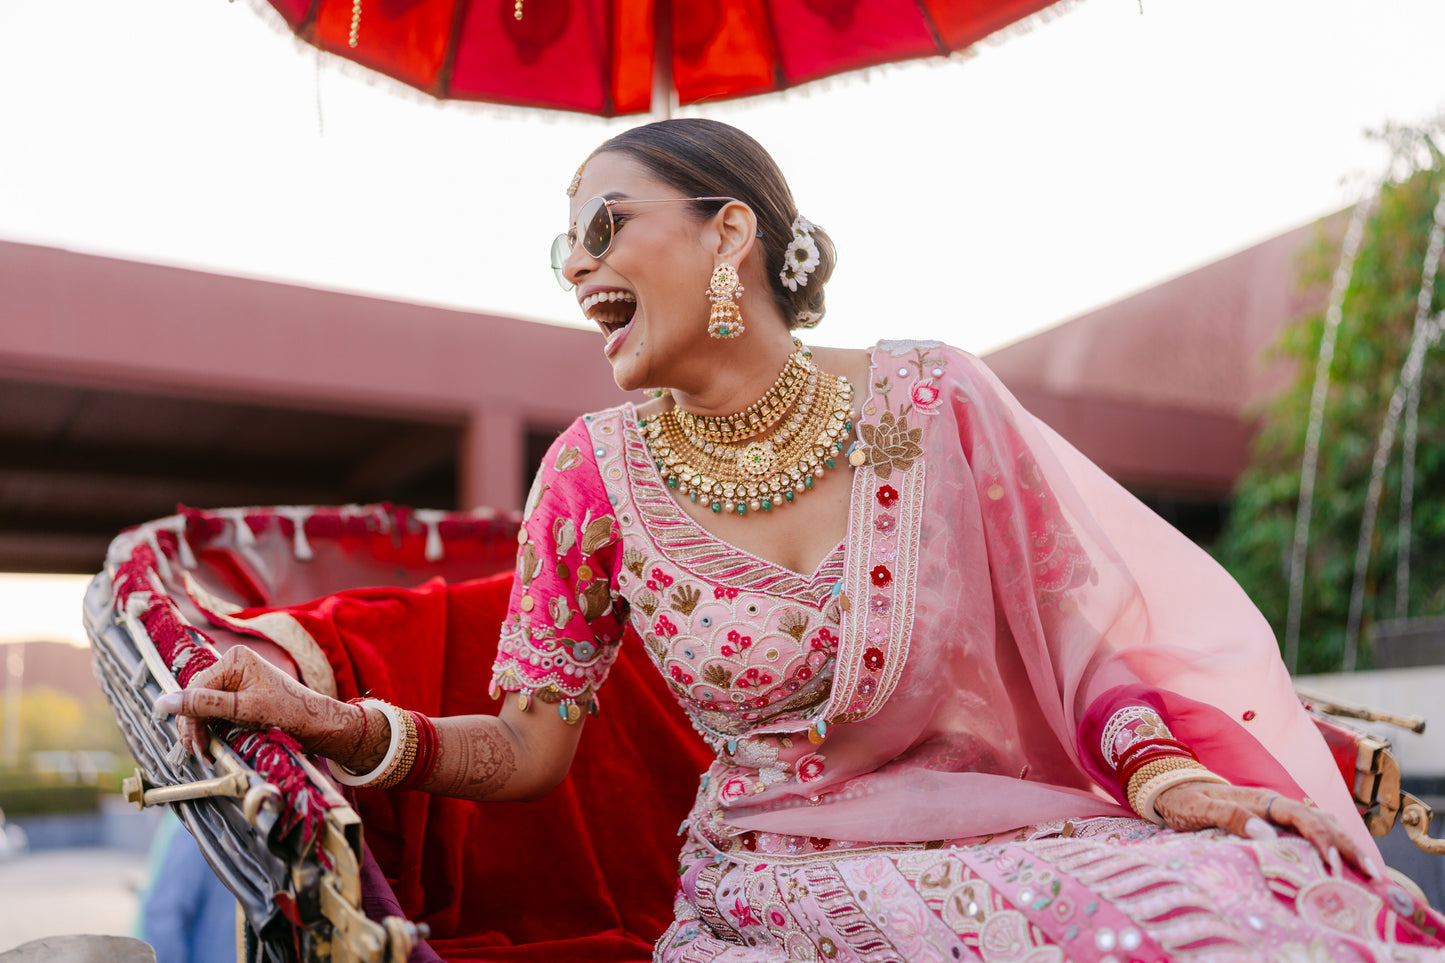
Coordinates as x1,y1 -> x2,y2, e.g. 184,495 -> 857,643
251,573 -> 714,961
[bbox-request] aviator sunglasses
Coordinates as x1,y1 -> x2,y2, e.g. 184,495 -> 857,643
550,194 -> 740,290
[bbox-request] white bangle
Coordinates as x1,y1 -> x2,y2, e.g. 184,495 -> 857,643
1134,768 -> 1229,825
326,699 -> 405,788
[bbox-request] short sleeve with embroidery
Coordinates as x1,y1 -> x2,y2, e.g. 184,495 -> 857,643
489,416 -> 626,718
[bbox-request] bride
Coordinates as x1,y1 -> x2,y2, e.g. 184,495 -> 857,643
160,118 -> 1445,962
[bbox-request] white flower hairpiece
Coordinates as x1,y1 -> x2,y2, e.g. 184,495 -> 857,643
779,214 -> 820,292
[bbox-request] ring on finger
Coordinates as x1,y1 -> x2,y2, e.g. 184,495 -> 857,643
1264,794 -> 1281,822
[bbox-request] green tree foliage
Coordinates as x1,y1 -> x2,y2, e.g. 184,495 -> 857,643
1215,123 -> 1445,674
0,686 -> 131,758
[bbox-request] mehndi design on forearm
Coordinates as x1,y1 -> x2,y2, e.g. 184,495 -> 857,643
429,717 -> 519,800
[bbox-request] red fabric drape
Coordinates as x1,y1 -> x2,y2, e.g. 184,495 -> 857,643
243,573 -> 714,961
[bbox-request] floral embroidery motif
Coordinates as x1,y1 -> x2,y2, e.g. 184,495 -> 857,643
719,777 -> 750,802
734,667 -> 775,689
858,410 -> 923,479
796,752 -> 826,783
1101,705 -> 1174,770
863,647 -> 885,671
909,378 -> 942,412
870,565 -> 892,587
655,614 -> 679,637
729,897 -> 762,929
873,512 -> 896,534
876,484 -> 898,507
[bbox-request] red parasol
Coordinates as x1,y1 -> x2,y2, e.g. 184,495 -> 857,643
261,0 -> 1069,116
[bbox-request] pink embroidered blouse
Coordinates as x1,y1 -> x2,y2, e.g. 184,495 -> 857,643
489,341 -> 1378,863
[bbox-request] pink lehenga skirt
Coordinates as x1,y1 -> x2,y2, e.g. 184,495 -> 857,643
658,817 -> 1445,962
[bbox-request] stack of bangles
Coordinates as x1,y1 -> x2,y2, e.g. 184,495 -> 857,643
325,698 -> 440,791
1118,736 -> 1229,824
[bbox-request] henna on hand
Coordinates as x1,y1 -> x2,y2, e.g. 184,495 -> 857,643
160,651 -> 571,801
156,646 -> 366,764
1154,781 -> 1380,881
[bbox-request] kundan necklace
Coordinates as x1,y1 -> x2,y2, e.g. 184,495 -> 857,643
640,344 -> 855,516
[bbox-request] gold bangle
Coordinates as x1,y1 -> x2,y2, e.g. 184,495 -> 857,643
377,706 -> 419,790
1132,768 -> 1229,824
326,699 -> 407,788
1126,756 -> 1205,812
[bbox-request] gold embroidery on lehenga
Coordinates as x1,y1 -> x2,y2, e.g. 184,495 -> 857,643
553,445 -> 582,472
856,410 -> 923,479
622,546 -> 648,575
671,583 -> 703,615
552,516 -> 576,555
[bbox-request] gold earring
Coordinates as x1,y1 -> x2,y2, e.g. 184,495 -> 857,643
706,264 -> 745,339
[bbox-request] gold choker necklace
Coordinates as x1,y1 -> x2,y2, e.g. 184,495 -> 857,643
673,346 -> 811,443
640,350 -> 855,516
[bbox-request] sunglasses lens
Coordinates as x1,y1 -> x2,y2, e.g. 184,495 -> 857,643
550,233 -> 573,290
578,196 -> 613,258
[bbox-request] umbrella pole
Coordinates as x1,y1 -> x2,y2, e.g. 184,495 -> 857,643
651,0 -> 674,121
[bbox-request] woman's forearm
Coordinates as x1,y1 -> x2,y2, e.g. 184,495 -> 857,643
422,715 -> 526,800
163,648 -> 573,799
332,708 -> 564,801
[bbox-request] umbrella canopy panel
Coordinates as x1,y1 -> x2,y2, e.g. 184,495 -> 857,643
266,0 -> 1066,116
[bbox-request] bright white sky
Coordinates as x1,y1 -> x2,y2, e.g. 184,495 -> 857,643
0,0 -> 1441,644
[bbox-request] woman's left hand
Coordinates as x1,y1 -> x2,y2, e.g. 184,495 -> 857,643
1153,780 -> 1381,881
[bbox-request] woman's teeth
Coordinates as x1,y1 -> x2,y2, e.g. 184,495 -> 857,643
582,290 -> 636,323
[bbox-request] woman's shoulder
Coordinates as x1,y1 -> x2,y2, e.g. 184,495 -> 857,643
855,339 -> 994,394
554,402 -> 635,442
525,403 -> 632,512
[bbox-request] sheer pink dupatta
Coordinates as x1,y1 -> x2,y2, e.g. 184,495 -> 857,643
723,344 -> 1376,862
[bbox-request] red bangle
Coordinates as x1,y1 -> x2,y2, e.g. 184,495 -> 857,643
1116,737 -> 1194,773
394,711 -> 439,791
1118,743 -> 1197,791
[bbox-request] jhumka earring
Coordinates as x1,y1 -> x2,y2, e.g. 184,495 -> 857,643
706,264 -> 745,339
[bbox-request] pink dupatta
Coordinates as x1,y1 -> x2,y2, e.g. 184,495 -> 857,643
716,341 -> 1376,861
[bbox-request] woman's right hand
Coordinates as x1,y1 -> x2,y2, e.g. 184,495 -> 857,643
154,646 -> 364,765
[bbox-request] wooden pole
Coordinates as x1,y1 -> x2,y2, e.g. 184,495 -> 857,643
651,0 -> 674,120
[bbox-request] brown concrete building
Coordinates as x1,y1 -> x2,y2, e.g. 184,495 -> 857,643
984,214 -> 1340,542
0,240 -> 625,573
0,215 -> 1336,573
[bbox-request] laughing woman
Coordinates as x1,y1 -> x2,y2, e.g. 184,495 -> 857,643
165,119 -> 1445,962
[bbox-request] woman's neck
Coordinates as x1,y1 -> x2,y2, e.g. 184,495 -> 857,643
668,330 -> 798,419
